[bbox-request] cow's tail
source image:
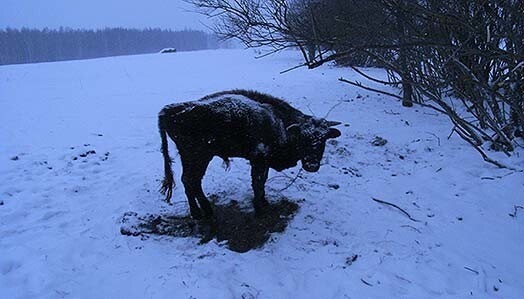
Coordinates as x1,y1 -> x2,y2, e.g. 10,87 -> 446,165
158,112 -> 174,203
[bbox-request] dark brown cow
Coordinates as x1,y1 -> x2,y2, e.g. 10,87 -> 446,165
158,90 -> 341,219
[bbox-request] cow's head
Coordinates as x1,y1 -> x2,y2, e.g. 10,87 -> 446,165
287,117 -> 342,172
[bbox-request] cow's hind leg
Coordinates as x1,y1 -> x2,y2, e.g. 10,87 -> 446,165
181,156 -> 213,219
182,182 -> 202,219
193,182 -> 213,219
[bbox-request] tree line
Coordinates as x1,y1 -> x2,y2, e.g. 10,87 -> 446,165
190,0 -> 523,167
0,27 -> 224,65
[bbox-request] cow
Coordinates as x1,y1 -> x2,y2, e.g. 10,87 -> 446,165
158,90 -> 341,219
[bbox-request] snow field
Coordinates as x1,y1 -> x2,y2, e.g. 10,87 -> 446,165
1,49 -> 523,298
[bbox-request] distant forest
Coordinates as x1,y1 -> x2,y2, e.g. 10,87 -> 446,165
0,27 -> 224,65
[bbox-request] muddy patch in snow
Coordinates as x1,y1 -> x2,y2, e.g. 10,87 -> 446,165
121,199 -> 299,253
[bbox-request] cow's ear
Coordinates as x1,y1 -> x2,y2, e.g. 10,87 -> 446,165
326,120 -> 342,127
326,128 -> 341,139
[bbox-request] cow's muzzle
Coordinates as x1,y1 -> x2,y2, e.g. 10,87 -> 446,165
302,161 -> 320,172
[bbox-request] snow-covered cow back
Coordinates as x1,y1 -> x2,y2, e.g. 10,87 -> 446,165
158,90 -> 341,219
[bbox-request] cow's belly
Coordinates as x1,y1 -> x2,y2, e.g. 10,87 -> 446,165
212,139 -> 268,160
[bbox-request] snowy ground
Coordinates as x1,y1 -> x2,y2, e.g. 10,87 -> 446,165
1,49 -> 523,298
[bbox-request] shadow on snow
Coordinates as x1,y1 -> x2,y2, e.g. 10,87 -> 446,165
121,198 -> 299,253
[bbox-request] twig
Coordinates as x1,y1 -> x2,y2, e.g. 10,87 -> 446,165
460,133 -> 513,169
349,65 -> 399,85
339,78 -> 403,100
464,266 -> 479,275
509,205 -> 523,218
254,48 -> 282,59
278,169 -> 303,192
360,278 -> 373,286
372,197 -> 421,222
280,63 -> 307,74
400,225 -> 422,233
267,173 -> 294,183
324,100 -> 345,119
384,110 -> 400,115
426,132 -> 441,146
447,125 -> 456,140
304,102 -> 315,116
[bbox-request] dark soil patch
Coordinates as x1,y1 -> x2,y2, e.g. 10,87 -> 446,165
371,136 -> 388,146
79,150 -> 96,157
121,199 -> 299,253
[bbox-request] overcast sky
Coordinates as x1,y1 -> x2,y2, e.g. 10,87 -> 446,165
0,0 -> 210,30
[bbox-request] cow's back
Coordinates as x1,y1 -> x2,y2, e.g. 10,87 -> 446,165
161,93 -> 286,159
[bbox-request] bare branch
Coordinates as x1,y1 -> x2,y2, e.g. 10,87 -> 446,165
371,197 -> 420,223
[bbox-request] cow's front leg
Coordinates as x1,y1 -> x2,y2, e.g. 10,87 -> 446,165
250,160 -> 269,215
